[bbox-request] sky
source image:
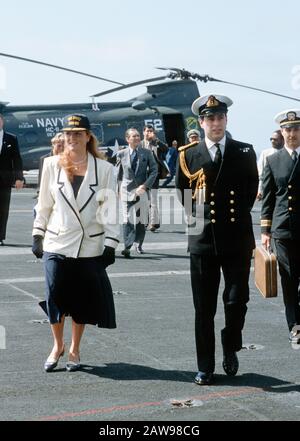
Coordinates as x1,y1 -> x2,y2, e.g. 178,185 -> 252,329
1,0 -> 300,154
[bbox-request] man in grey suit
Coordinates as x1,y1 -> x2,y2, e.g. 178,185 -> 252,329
117,128 -> 158,258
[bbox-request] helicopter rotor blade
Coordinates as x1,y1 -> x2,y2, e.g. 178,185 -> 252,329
0,52 -> 124,86
157,66 -> 300,102
201,75 -> 300,103
156,66 -> 182,72
91,75 -> 167,98
2,55 -> 299,103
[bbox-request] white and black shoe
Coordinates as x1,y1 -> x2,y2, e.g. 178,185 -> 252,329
289,325 -> 300,344
134,243 -> 144,254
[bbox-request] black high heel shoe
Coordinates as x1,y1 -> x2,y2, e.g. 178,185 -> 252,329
44,347 -> 65,372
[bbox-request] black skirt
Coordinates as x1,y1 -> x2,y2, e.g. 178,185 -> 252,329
40,252 -> 116,328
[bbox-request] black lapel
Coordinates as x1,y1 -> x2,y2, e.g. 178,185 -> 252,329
196,140 -> 212,166
78,156 -> 98,213
57,167 -> 82,226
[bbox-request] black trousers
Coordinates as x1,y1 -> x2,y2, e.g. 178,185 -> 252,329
0,187 -> 11,240
190,252 -> 252,373
274,239 -> 300,331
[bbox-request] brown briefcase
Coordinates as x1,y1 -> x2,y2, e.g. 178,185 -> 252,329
254,246 -> 278,298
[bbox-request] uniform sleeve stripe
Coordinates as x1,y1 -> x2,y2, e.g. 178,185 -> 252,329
34,227 -> 46,232
261,220 -> 272,227
106,237 -> 119,243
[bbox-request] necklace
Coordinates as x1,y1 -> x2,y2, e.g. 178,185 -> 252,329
70,155 -> 87,170
71,156 -> 87,165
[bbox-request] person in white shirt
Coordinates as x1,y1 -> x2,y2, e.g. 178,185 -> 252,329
257,130 -> 284,200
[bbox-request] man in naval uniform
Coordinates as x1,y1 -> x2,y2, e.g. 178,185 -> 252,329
0,114 -> 24,245
186,129 -> 202,144
176,94 -> 258,385
261,109 -> 300,345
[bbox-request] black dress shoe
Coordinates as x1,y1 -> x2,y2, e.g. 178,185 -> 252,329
194,371 -> 214,385
121,249 -> 132,258
222,351 -> 239,376
0,240 -> 4,246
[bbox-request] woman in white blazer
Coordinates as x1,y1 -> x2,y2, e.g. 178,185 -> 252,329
32,114 -> 119,372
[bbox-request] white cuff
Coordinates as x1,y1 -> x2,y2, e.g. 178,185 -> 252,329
104,237 -> 119,249
32,228 -> 45,238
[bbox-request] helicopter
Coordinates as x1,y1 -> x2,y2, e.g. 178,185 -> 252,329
1,52 -> 300,170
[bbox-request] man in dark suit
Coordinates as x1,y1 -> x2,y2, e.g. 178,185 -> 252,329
261,109 -> 300,344
176,95 -> 258,385
117,128 -> 157,258
0,114 -> 24,245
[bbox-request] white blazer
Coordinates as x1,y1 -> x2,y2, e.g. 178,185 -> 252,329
33,153 -> 120,258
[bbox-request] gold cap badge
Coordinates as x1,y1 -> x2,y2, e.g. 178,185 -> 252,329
287,111 -> 296,121
206,96 -> 220,108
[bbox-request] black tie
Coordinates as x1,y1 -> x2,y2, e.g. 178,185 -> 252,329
214,143 -> 222,167
292,151 -> 298,163
131,149 -> 138,173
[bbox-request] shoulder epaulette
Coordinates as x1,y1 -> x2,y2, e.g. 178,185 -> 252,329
178,141 -> 198,152
178,141 -> 206,201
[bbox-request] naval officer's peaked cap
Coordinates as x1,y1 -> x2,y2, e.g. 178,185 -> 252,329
274,109 -> 300,128
187,129 -> 201,138
192,94 -> 233,117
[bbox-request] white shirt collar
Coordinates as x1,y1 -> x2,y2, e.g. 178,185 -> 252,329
129,146 -> 138,155
205,135 -> 226,149
205,135 -> 226,159
284,145 -> 300,156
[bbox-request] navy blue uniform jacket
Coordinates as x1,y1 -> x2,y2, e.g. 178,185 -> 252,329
261,148 -> 300,240
0,132 -> 23,187
176,138 -> 258,255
